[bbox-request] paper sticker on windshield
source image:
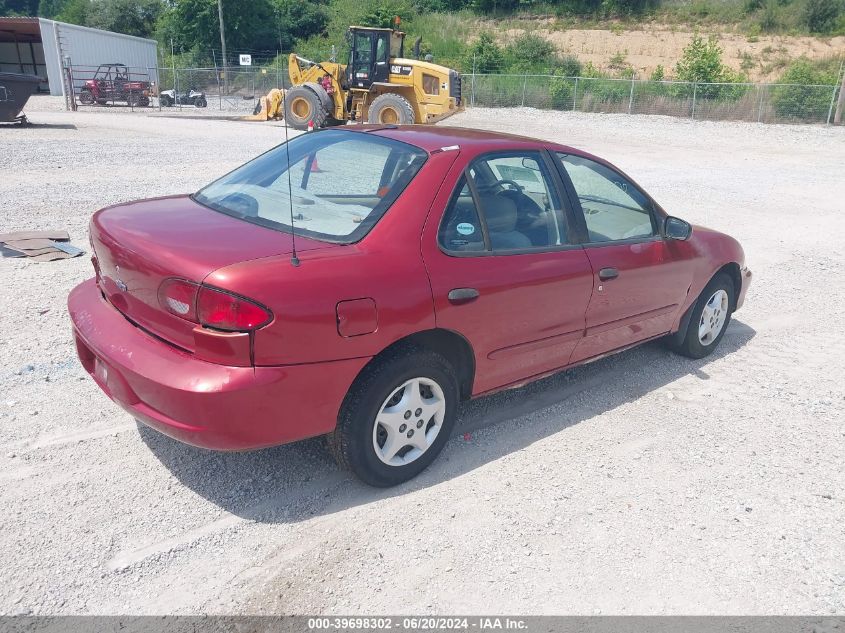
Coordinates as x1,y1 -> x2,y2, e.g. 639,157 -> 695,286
456,222 -> 476,236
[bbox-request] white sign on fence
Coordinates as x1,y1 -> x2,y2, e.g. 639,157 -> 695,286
239,54 -> 252,66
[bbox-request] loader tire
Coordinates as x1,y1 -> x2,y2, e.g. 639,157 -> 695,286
368,93 -> 415,125
284,86 -> 327,130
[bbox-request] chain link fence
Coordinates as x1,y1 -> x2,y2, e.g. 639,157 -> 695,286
65,61 -> 842,125
466,73 -> 842,124
66,64 -> 293,114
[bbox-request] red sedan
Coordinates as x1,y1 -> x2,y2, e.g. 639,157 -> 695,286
68,126 -> 751,486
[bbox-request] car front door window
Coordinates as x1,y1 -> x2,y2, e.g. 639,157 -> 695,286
557,153 -> 656,243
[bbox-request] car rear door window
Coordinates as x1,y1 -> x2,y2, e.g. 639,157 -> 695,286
557,153 -> 656,243
439,152 -> 570,254
439,177 -> 486,252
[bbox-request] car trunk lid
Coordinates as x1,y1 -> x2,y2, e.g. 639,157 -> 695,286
90,194 -> 329,352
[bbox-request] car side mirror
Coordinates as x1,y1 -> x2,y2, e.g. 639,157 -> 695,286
664,216 -> 692,241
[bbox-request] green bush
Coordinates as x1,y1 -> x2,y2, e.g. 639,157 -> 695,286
650,64 -> 665,81
581,76 -> 630,102
465,31 -> 504,73
550,72 -> 574,108
675,34 -> 729,83
758,0 -> 781,31
803,0 -> 843,32
554,54 -> 582,77
470,0 -> 519,13
600,0 -> 657,15
607,50 -> 634,77
505,32 -> 556,71
359,0 -> 415,28
772,57 -> 839,119
674,33 -> 747,99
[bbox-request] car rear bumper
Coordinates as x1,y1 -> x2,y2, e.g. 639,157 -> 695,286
736,265 -> 752,310
68,278 -> 369,451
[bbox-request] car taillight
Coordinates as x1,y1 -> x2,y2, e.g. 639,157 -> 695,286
158,278 -> 271,332
197,286 -> 272,332
158,278 -> 199,321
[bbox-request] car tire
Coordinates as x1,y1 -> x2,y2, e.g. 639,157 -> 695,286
367,93 -> 415,125
194,96 -> 207,108
127,93 -> 142,107
670,272 -> 735,359
328,345 -> 458,487
78,90 -> 94,105
284,86 -> 327,130
160,94 -> 172,107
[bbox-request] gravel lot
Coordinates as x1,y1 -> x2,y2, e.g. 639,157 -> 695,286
1,98 -> 844,615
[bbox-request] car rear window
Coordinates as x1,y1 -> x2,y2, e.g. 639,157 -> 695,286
193,130 -> 427,244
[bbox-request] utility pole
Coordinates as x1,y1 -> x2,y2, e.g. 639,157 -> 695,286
217,0 -> 228,95
834,59 -> 845,125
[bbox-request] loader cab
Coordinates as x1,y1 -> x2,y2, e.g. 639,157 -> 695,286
346,26 -> 405,89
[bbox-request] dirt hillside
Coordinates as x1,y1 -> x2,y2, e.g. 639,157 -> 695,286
499,22 -> 844,80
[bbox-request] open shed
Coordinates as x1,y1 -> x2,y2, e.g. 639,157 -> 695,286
0,17 -> 158,97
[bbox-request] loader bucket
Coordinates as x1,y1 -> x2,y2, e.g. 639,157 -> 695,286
0,72 -> 41,124
242,89 -> 285,122
243,96 -> 271,121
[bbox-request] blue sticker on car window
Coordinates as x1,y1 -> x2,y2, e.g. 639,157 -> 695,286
456,222 -> 476,236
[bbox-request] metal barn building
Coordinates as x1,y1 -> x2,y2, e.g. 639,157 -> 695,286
0,17 -> 158,96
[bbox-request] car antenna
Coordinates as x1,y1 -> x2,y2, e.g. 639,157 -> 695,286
281,68 -> 300,268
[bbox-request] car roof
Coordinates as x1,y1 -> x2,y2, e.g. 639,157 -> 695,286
358,125 -> 583,156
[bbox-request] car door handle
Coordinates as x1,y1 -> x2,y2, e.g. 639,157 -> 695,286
448,288 -> 479,304
598,267 -> 619,281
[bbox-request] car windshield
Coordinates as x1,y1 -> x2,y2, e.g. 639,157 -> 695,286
194,130 -> 427,243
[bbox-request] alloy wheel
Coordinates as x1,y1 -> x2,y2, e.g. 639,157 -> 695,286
372,377 -> 446,467
698,289 -> 729,345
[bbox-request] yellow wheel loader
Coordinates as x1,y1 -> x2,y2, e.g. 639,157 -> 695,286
274,25 -> 462,130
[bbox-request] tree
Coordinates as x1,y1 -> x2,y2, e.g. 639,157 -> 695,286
85,0 -> 163,38
54,0 -> 89,25
157,0 -> 327,59
0,0 -> 39,16
37,0 -> 65,18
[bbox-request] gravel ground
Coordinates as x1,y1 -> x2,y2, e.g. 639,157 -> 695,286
1,102 -> 844,616
25,94 -> 265,118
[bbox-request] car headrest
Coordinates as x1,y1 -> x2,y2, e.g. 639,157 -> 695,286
480,195 -> 518,232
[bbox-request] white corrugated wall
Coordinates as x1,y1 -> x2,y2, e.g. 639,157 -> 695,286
38,19 -> 158,96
